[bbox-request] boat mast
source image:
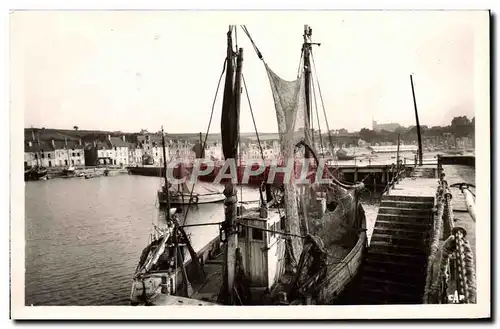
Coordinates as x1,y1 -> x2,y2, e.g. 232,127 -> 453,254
65,136 -> 70,167
303,25 -> 313,159
220,25 -> 243,305
396,133 -> 401,173
33,129 -> 40,167
161,126 -> 171,219
410,74 -> 423,165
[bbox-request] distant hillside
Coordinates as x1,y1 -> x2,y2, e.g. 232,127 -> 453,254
24,128 -> 280,144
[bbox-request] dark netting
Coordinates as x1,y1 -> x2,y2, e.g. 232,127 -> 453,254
265,64 -> 365,272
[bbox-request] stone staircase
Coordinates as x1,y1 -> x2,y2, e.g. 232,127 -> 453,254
358,194 -> 435,304
412,166 -> 437,178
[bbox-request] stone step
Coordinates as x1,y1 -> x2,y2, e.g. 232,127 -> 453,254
364,258 -> 427,276
383,195 -> 435,203
372,227 -> 428,241
369,233 -> 427,249
378,206 -> 432,217
358,286 -> 422,305
380,199 -> 434,210
376,213 -> 431,225
374,219 -> 430,232
366,250 -> 428,265
369,240 -> 427,256
361,277 -> 424,296
363,264 -> 426,285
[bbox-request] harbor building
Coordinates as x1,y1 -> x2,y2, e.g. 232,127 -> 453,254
372,120 -> 402,132
84,135 -> 130,166
128,142 -> 143,166
25,139 -> 85,168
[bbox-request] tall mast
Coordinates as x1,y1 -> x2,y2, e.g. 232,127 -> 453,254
220,25 -> 242,305
303,25 -> 313,159
410,74 -> 423,165
65,136 -> 70,166
161,126 -> 171,219
396,133 -> 401,173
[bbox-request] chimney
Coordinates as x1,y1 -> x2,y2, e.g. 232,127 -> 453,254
122,135 -> 126,142
79,138 -> 82,146
28,141 -> 32,147
51,139 -> 56,149
31,130 -> 35,141
93,140 -> 97,148
107,134 -> 111,141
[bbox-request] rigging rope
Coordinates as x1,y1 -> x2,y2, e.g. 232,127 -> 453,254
310,51 -> 335,158
181,56 -> 228,225
311,73 -> 325,156
242,74 -> 283,218
240,25 -> 264,61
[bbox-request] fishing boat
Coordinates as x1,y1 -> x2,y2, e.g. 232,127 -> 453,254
158,183 -> 225,206
25,133 -> 49,181
24,166 -> 48,181
130,25 -> 367,306
156,129 -> 225,206
336,148 -> 356,161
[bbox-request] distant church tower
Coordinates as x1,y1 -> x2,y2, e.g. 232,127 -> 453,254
372,117 -> 377,131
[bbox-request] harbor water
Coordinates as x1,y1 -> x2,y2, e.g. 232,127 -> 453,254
25,174 -> 378,305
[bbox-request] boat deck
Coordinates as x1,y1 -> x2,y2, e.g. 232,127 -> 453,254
191,254 -> 224,303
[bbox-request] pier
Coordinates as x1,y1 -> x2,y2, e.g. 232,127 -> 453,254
126,159 -> 440,190
349,156 -> 476,305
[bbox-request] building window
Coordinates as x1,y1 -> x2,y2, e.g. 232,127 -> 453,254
35,154 -> 38,159
48,161 -> 52,167
252,228 -> 263,241
270,223 -> 276,238
48,153 -> 51,159
72,152 -> 76,157
41,153 -> 45,158
72,160 -> 75,165
65,160 -> 68,166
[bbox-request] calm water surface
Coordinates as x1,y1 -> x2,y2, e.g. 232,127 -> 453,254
25,174 -> 379,305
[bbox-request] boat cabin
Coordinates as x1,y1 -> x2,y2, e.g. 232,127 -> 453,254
237,208 -> 285,290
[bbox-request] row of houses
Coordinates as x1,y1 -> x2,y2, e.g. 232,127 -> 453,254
24,133 -> 228,169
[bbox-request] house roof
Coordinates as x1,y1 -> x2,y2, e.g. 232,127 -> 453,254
25,140 -> 50,153
127,142 -> 140,149
137,134 -> 163,143
25,139 -> 84,152
95,141 -> 112,150
109,137 -> 128,148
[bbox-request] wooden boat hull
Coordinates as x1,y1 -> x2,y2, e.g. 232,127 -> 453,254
130,235 -> 222,305
157,191 -> 225,206
24,168 -> 48,181
314,231 -> 366,304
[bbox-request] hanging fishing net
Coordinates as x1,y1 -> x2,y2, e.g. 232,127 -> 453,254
264,64 -> 366,271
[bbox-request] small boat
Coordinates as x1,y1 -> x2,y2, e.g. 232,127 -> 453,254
336,148 -> 356,161
25,166 -> 48,181
156,128 -> 225,207
158,187 -> 225,206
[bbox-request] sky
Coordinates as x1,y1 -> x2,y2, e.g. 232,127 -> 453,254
12,10 -> 487,133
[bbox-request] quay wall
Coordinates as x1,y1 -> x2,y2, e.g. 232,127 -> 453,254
438,155 -> 475,167
46,166 -> 128,178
